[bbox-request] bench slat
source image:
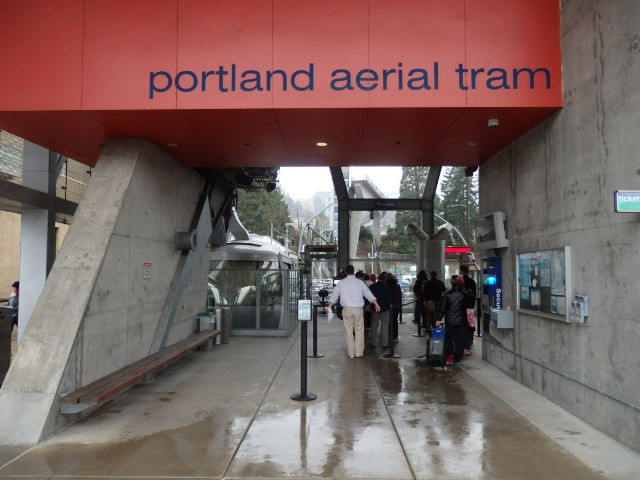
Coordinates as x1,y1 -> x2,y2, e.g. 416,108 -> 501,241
61,329 -> 221,406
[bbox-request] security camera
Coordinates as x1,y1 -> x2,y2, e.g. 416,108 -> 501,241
369,211 -> 375,220
488,118 -> 500,130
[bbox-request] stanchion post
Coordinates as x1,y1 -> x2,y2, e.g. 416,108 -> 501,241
383,308 -> 400,359
308,304 -> 324,358
412,300 -> 427,337
292,299 -> 316,402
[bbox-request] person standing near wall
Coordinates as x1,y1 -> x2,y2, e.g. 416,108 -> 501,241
328,265 -> 380,358
460,265 -> 477,354
7,281 -> 19,332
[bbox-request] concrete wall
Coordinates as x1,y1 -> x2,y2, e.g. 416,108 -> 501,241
479,0 -> 640,453
0,139 -> 208,444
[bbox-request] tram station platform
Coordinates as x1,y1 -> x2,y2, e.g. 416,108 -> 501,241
1,315 -> 638,480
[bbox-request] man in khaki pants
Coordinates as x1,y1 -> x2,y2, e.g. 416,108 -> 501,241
329,265 -> 380,358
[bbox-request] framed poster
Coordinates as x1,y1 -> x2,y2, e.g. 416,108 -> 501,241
517,246 -> 571,322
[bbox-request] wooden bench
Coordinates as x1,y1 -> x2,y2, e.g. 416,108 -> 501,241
60,329 -> 221,414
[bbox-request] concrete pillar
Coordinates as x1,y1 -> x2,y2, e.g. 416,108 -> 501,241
18,142 -> 56,341
424,240 -> 445,281
337,203 -> 349,269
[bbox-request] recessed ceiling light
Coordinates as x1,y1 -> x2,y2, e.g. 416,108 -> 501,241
316,142 -> 328,147
467,141 -> 479,147
167,143 -> 179,148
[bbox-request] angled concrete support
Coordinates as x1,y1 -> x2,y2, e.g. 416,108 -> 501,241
0,139 -> 210,445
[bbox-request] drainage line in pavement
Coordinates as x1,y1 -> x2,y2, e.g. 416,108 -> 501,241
221,328 -> 301,478
370,361 -> 418,480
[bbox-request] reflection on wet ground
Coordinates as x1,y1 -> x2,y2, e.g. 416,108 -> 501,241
1,316 -> 637,480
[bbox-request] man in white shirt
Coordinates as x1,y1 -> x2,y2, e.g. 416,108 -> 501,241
328,265 -> 380,358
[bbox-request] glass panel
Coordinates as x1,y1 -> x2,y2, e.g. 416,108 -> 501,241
258,269 -> 284,330
209,263 -> 299,336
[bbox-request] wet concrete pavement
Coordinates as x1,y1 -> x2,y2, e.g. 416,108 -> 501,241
1,316 -> 639,479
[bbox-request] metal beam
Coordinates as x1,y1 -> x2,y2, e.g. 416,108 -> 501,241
329,167 -> 349,200
337,202 -> 350,269
346,198 -> 427,211
422,167 -> 441,235
0,179 -> 77,217
423,166 -> 441,200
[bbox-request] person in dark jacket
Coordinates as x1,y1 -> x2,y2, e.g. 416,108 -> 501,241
436,276 -> 473,363
412,270 -> 427,326
386,274 -> 403,341
422,271 -> 446,329
369,272 -> 392,348
460,265 -> 477,353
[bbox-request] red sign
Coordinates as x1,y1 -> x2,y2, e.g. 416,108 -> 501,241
446,246 -> 473,254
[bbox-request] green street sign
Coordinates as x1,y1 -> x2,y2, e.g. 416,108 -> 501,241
614,190 -> 640,212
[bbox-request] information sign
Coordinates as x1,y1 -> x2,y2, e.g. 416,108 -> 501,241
298,299 -> 312,321
517,246 -> 571,322
614,190 -> 640,212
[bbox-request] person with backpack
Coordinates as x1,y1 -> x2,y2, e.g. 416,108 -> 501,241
436,276 -> 473,364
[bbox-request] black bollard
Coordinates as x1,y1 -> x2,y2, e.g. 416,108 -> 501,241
291,320 -> 317,402
308,304 -> 324,358
383,308 -> 400,359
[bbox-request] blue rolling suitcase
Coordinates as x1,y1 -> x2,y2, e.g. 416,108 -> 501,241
426,327 -> 446,369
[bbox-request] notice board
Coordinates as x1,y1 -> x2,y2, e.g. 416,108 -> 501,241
517,247 -> 571,321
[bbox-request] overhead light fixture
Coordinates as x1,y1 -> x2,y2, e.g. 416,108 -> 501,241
167,143 -> 179,148
316,141 -> 328,147
467,141 -> 479,147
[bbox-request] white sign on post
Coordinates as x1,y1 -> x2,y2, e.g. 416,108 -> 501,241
298,299 -> 312,321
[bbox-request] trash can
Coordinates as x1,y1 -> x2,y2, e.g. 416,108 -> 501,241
215,307 -> 230,344
197,311 -> 217,350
